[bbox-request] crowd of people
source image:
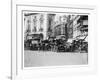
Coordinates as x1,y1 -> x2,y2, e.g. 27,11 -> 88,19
24,36 -> 88,53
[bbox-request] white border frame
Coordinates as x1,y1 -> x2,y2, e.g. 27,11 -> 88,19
11,1 -> 97,80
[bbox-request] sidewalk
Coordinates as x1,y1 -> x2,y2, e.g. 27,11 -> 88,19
24,50 -> 88,67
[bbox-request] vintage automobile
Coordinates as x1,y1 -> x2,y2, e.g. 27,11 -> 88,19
80,41 -> 88,53
24,39 -> 32,50
70,38 -> 88,53
39,40 -> 51,51
55,39 -> 66,52
25,33 -> 43,50
30,39 -> 40,50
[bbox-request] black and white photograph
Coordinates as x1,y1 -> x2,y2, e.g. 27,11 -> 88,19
10,1 -> 97,80
23,12 -> 88,67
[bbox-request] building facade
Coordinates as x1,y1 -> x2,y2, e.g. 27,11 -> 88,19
51,14 -> 69,40
24,13 -> 48,40
72,15 -> 88,41
24,13 -> 88,42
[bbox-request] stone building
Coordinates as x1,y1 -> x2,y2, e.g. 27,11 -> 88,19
51,14 -> 69,40
24,13 -> 48,40
72,15 -> 88,41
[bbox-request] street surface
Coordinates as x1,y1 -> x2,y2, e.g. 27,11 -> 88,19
24,50 -> 88,67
